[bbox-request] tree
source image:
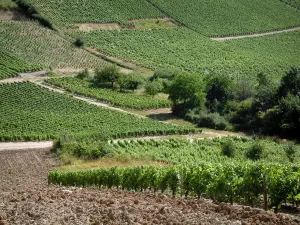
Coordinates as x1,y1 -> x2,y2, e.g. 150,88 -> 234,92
205,75 -> 234,113
169,73 -> 206,115
278,66 -> 300,98
118,74 -> 145,91
76,69 -> 89,80
94,65 -> 120,88
145,79 -> 163,96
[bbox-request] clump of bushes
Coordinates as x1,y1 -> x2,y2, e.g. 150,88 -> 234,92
221,140 -> 236,157
245,142 -> 264,161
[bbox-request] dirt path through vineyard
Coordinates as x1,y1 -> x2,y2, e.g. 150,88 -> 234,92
0,147 -> 299,224
212,26 -> 300,41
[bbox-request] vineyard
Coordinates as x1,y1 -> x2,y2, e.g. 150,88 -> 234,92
46,77 -> 171,110
49,163 -> 300,211
69,28 -> 300,80
0,82 -> 197,141
0,50 -> 42,79
22,0 -> 164,28
0,0 -> 17,9
149,0 -> 300,36
0,21 -> 108,70
280,0 -> 300,10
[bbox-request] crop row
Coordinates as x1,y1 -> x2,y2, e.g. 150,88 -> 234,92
46,77 -> 171,110
149,0 -> 300,36
0,82 -> 197,141
0,50 -> 42,79
0,21 -> 108,70
23,0 -> 164,28
69,28 -> 300,80
48,163 -> 300,211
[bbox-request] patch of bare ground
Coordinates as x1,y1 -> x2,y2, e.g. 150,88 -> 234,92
212,26 -> 300,41
69,18 -> 177,32
74,23 -> 121,31
0,148 -> 299,224
0,9 -> 29,21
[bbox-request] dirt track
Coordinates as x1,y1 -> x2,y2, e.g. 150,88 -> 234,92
212,26 -> 300,41
0,148 -> 299,224
0,141 -> 53,151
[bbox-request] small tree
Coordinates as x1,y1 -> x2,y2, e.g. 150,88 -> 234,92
245,142 -> 264,161
76,69 -> 89,80
118,74 -> 145,91
94,65 -> 120,88
74,38 -> 84,47
145,79 -> 163,96
284,142 -> 296,163
221,140 -> 236,157
169,73 -> 206,116
278,66 -> 300,98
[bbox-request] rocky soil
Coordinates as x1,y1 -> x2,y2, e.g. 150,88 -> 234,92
0,148 -> 299,225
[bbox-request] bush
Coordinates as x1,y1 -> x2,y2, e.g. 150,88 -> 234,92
197,112 -> 229,130
284,142 -> 297,163
76,69 -> 89,80
74,38 -> 84,47
145,78 -> 163,96
245,142 -> 264,161
117,74 -> 145,91
94,65 -> 120,87
221,140 -> 236,157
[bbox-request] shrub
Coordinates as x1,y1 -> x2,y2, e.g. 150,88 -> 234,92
74,38 -> 84,47
245,142 -> 264,161
76,69 -> 89,80
284,142 -> 297,163
197,112 -> 229,130
94,65 -> 120,87
221,140 -> 236,157
145,78 -> 163,96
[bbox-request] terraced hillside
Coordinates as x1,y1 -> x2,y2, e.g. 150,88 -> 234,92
0,21 -> 108,74
69,28 -> 300,79
21,0 -> 164,28
149,0 -> 300,36
0,50 -> 41,79
0,82 -> 195,141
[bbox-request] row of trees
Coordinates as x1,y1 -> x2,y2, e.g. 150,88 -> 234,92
167,67 -> 300,139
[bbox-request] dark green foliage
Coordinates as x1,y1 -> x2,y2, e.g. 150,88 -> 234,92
76,69 -> 89,80
95,65 -> 120,87
169,73 -> 206,116
118,73 -> 145,91
145,78 -> 163,96
245,142 -> 264,161
74,38 -> 84,47
221,140 -> 236,157
284,142 -> 297,163
150,68 -> 180,81
205,75 -> 234,113
278,66 -> 300,98
197,112 -> 229,130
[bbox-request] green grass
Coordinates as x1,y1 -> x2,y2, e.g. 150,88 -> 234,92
24,0 -> 164,28
68,28 -> 300,80
0,50 -> 42,79
0,21 -> 108,70
149,0 -> 300,36
0,82 -> 197,141
46,77 -> 172,110
0,0 -> 17,9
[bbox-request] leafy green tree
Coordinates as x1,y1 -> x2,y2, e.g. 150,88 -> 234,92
118,74 -> 145,91
76,69 -> 89,80
205,75 -> 234,113
145,79 -> 163,96
169,73 -> 206,115
94,65 -> 120,88
278,66 -> 300,98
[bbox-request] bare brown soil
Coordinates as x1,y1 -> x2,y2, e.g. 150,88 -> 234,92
1,148 -> 299,224
75,23 -> 121,31
0,9 -> 29,21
